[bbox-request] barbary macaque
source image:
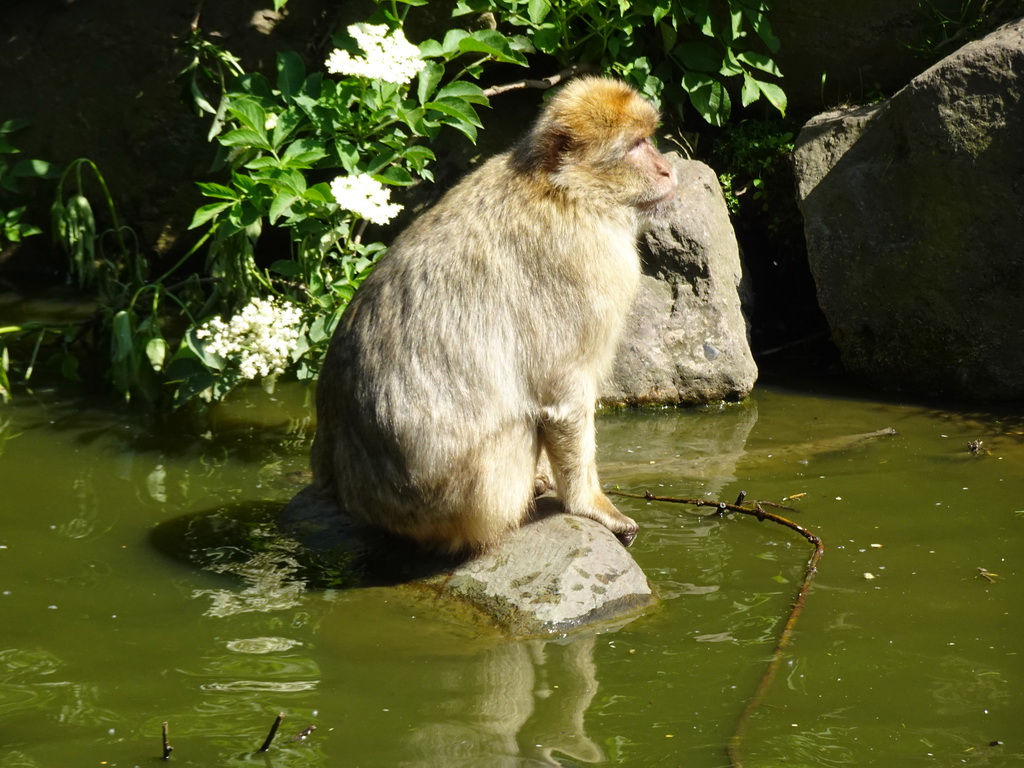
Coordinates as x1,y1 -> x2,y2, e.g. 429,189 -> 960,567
311,76 -> 678,553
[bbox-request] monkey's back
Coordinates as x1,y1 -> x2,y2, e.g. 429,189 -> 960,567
312,153 -> 642,551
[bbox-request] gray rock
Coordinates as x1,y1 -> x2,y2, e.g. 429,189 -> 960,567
603,156 -> 757,405
794,18 -> 1024,400
278,489 -> 654,637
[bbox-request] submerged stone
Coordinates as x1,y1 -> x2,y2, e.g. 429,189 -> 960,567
278,488 -> 654,637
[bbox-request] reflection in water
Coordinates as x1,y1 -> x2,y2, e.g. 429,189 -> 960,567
405,636 -> 605,767
601,400 -> 760,497
163,503 -> 612,766
763,724 -> 857,767
929,655 -> 1008,716
192,540 -> 308,617
225,637 -> 304,654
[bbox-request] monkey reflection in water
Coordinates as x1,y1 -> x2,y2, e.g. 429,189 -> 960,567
311,77 -> 678,554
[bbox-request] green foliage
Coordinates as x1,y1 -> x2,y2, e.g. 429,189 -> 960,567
0,120 -> 59,248
0,122 -> 61,402
713,119 -> 793,221
453,0 -> 786,125
170,6 -> 522,405
3,1 -> 531,407
911,0 -> 1024,57
2,0 -> 787,407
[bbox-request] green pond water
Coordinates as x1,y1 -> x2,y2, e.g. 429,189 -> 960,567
0,380 -> 1022,767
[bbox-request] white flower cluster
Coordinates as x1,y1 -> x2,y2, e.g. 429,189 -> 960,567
196,298 -> 302,380
330,173 -> 403,225
325,23 -> 425,85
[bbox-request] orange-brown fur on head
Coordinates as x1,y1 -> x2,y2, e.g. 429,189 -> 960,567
512,77 -> 674,210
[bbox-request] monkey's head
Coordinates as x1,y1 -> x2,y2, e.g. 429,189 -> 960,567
512,76 -> 678,211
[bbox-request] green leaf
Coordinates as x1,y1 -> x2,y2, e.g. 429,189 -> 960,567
270,109 -> 304,150
729,3 -> 744,42
460,29 -> 528,66
219,128 -> 271,150
417,61 -> 444,104
374,166 -> 414,186
189,201 -> 232,230
400,145 -> 435,172
145,336 -> 168,372
682,72 -> 731,126
304,182 -> 334,204
532,24 -> 561,53
527,0 -> 551,24
674,41 -> 722,73
741,73 -> 759,107
659,20 -> 677,52
11,158 -> 59,179
441,29 -> 470,57
269,190 -> 299,224
277,51 -> 306,100
436,80 -> 489,105
452,0 -> 491,15
111,311 -> 135,363
280,138 -> 329,168
189,79 -> 218,116
227,99 -> 268,134
736,50 -> 782,77
196,182 -> 238,200
270,259 -> 301,277
742,5 -> 780,52
243,157 -> 280,170
0,118 -> 29,135
417,38 -> 445,59
755,79 -> 787,116
426,97 -> 484,128
185,328 -> 225,370
58,350 -> 81,382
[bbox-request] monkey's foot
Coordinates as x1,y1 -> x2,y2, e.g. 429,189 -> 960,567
615,525 -> 638,547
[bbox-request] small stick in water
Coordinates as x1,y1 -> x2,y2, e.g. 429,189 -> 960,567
162,721 -> 173,760
258,712 -> 285,753
290,724 -> 317,742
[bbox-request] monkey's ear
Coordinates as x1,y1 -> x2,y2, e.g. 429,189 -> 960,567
512,124 -> 573,175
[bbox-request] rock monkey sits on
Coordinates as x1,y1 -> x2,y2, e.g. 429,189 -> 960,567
311,76 -> 678,553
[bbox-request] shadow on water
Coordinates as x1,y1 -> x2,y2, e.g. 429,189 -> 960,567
148,500 -> 469,597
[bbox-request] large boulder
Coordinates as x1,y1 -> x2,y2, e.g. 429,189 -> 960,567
603,156 -> 757,406
794,19 -> 1024,400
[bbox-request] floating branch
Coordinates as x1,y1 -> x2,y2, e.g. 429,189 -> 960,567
258,712 -> 285,753
610,489 -> 825,768
161,721 -> 173,761
290,724 -> 317,742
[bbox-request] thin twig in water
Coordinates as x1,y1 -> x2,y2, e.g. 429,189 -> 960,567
258,712 -> 285,753
610,489 -> 825,768
290,724 -> 318,742
162,721 -> 173,761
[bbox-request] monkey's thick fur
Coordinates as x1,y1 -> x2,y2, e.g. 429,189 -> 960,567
311,77 -> 677,553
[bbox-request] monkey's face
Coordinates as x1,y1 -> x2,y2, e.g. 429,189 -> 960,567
623,136 -> 678,209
